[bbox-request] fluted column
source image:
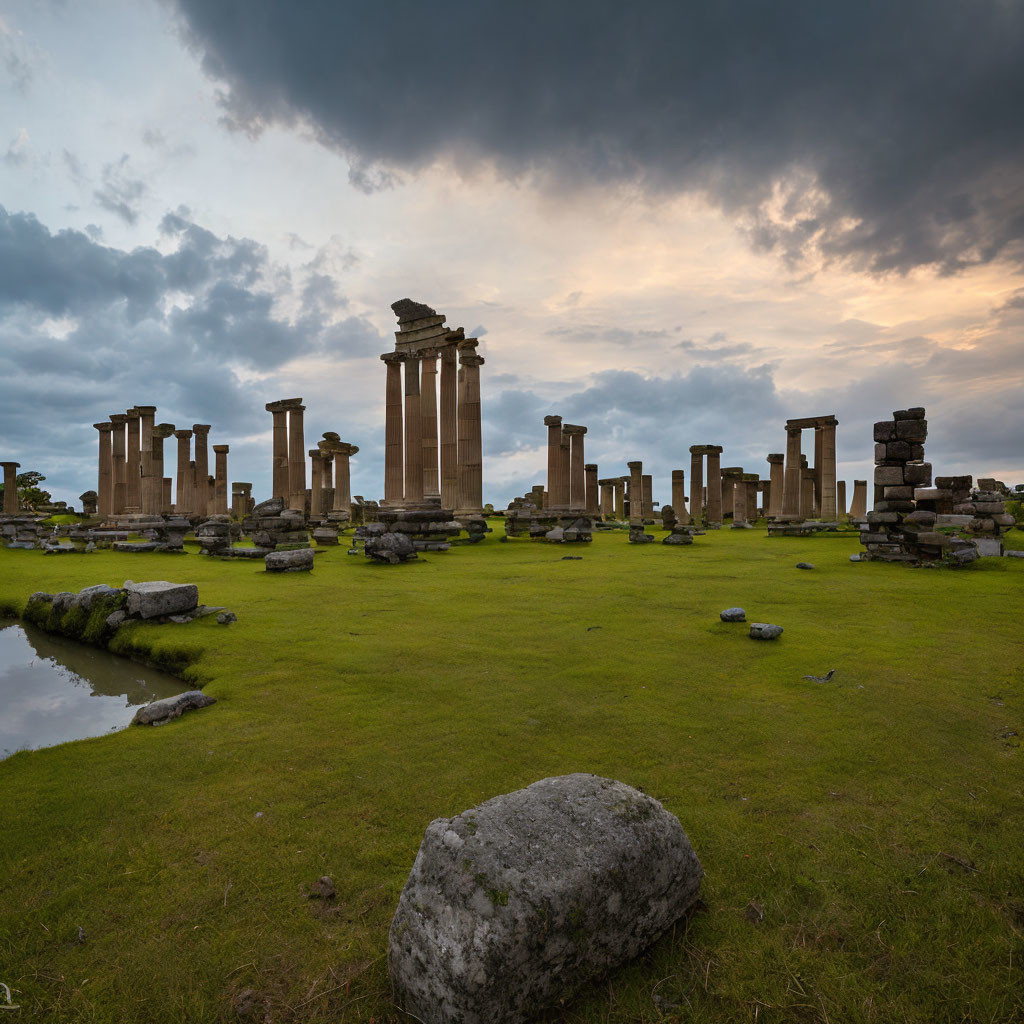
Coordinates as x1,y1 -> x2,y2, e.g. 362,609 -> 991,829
689,447 -> 704,522
421,351 -> 440,500
1,461 -> 20,515
125,408 -> 142,512
671,469 -> 689,524
782,426 -> 803,519
382,353 -> 405,504
173,429 -> 192,515
544,415 -> 563,508
766,454 -> 784,517
584,463 -> 599,515
627,461 -> 643,523
457,349 -> 484,514
563,424 -> 587,510
439,343 -> 459,510
819,419 -> 838,520
265,401 -> 291,500
212,445 -> 229,515
136,406 -> 156,513
94,423 -> 113,518
191,424 -> 210,517
287,405 -> 306,512
109,413 -> 127,515
614,478 -> 626,519
402,355 -> 424,505
309,450 -> 324,516
706,447 -> 723,524
152,424 -> 174,514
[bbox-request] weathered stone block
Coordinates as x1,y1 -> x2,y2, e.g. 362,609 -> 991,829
265,548 -> 315,572
124,581 -> 199,619
132,690 -> 216,725
883,485 -> 915,500
874,466 -> 904,486
389,774 -> 702,1024
893,407 -> 925,420
74,584 -> 122,611
720,607 -> 746,622
895,418 -> 927,440
903,462 -> 933,486
873,421 -> 896,442
750,623 -> 783,640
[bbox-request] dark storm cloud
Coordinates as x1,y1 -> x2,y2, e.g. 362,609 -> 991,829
172,0 -> 1024,274
0,205 -> 385,504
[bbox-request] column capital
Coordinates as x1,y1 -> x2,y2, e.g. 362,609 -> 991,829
173,428 -> 193,439
94,422 -> 113,432
458,352 -> 484,367
767,453 -> 785,463
0,461 -> 21,470
627,460 -> 643,470
380,351 -> 405,365
126,407 -> 141,420
109,413 -> 128,425
322,431 -> 341,442
584,463 -> 597,471
266,397 -> 303,412
192,423 -> 212,435
153,423 -> 175,438
213,444 -> 230,454
543,414 -> 562,427
135,405 -> 157,415
562,423 -> 587,435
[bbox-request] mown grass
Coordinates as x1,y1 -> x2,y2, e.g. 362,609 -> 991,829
1,522 -> 1023,1023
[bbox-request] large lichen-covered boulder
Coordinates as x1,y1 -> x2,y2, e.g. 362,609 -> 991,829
265,548 -> 315,572
132,690 -> 215,726
389,773 -> 703,1024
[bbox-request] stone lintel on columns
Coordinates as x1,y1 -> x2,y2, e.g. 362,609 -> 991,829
741,473 -> 759,481
689,444 -> 724,455
266,397 -> 304,412
561,424 -> 587,435
786,415 -> 839,429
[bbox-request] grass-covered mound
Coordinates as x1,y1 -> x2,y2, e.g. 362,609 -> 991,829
1,523 -> 1022,1023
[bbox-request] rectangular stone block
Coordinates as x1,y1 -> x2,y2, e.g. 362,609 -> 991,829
874,443 -> 888,462
914,532 -> 951,547
884,440 -> 913,461
895,418 -> 927,441
935,476 -> 971,489
903,462 -> 932,487
873,421 -> 897,442
124,581 -> 199,619
874,500 -> 916,513
883,485 -> 915,500
973,502 -> 1004,514
874,466 -> 904,486
893,407 -> 926,420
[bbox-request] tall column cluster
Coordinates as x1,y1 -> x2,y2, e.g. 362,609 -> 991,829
382,299 -> 485,515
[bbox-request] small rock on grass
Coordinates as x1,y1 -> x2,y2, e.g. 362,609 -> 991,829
217,611 -> 237,624
720,607 -> 746,622
309,875 -> 336,899
749,623 -> 783,640
796,562 -> 815,569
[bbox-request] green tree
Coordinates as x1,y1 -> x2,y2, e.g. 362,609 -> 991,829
0,470 -> 53,510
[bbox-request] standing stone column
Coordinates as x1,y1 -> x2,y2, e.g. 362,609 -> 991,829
782,426 -> 803,519
109,413 -> 128,515
813,423 -> 824,515
193,424 -> 211,517
152,424 -> 174,514
1,461 -> 20,514
457,349 -> 484,514
584,463 -> 599,515
265,400 -> 291,500
563,424 -> 587,510
671,470 -> 690,524
382,353 -> 405,505
766,454 -> 785,517
598,479 -> 614,517
706,447 -> 723,525
173,429 -> 193,515
421,351 -> 440,500
558,431 -> 572,510
800,466 -> 816,517
331,444 -> 358,518
544,415 -> 564,508
627,461 -> 644,523
689,447 -> 704,522
439,342 -> 459,510
721,468 -> 741,519
287,404 -> 306,512
613,477 -> 626,519
642,475 -> 654,515
404,355 -> 424,504
849,480 -> 867,518
732,475 -> 748,524
94,422 -> 113,518
819,418 -> 838,520
837,480 -> 847,520
124,408 -> 142,512
309,450 -> 324,516
136,406 -> 156,513
745,475 -> 759,519
213,445 -> 229,515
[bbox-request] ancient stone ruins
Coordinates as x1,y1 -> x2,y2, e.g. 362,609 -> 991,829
1,303 -> 1020,566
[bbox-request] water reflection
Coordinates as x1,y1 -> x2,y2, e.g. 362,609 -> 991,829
0,621 -> 187,757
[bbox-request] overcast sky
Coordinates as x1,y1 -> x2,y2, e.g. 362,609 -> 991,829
3,0 -> 1023,508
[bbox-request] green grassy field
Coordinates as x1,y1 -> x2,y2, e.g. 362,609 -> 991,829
2,523 -> 1022,1023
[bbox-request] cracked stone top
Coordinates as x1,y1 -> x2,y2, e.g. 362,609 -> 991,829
391,298 -> 437,324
